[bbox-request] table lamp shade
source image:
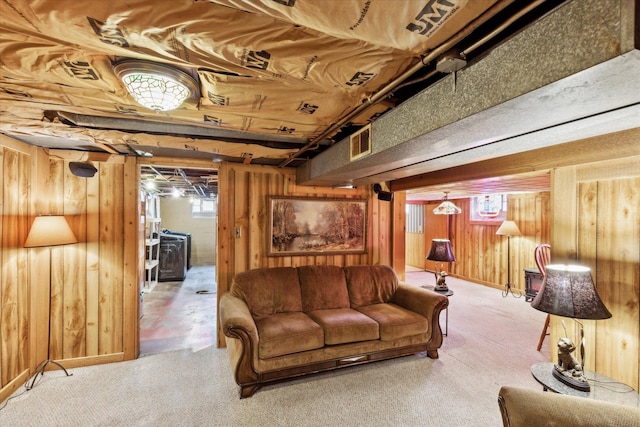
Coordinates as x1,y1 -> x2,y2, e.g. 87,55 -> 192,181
426,239 -> 456,262
24,216 -> 78,247
531,264 -> 611,320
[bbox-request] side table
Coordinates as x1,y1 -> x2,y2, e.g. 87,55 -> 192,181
531,362 -> 640,407
420,285 -> 453,336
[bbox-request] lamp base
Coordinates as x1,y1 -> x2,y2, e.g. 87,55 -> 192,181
434,283 -> 449,292
434,271 -> 449,291
552,364 -> 590,392
501,282 -> 521,298
26,359 -> 73,390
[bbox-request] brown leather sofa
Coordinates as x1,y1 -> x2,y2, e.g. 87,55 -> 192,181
498,386 -> 640,427
219,264 -> 449,398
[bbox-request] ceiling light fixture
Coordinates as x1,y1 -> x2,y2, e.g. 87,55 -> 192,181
433,192 -> 461,215
114,60 -> 199,112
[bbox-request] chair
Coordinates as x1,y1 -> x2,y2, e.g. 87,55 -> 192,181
534,244 -> 551,351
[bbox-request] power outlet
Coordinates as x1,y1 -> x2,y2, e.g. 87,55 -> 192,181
235,227 -> 241,239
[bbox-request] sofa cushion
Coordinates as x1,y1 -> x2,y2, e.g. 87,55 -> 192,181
355,303 -> 428,341
298,265 -> 350,312
255,312 -> 324,359
230,267 -> 302,318
307,308 -> 379,345
344,265 -> 398,307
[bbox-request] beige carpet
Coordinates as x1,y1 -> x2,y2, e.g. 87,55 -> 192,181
0,273 -> 550,426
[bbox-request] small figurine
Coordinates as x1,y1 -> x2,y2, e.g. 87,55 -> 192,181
554,337 -> 589,390
435,270 -> 448,291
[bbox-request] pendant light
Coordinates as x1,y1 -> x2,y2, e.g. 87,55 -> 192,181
433,192 -> 461,215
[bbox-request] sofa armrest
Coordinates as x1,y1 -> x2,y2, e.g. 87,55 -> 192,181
498,386 -> 640,427
219,293 -> 260,394
220,292 -> 259,340
392,283 -> 449,358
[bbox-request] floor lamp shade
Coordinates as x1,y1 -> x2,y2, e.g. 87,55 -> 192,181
531,265 -> 611,320
24,216 -> 78,247
496,220 -> 521,236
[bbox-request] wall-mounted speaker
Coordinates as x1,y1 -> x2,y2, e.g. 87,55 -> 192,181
373,183 -> 393,202
69,162 -> 97,178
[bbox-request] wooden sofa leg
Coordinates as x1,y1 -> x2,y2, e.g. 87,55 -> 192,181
240,384 -> 261,398
426,349 -> 439,359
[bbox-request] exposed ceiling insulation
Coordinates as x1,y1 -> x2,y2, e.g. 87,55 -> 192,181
0,0 -> 563,174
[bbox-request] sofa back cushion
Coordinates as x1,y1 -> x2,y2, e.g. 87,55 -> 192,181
343,265 -> 398,307
297,265 -> 350,312
230,267 -> 302,318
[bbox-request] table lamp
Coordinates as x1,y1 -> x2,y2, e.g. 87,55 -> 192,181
426,239 -> 456,291
531,264 -> 611,391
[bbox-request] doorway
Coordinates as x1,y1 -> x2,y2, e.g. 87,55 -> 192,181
138,165 -> 219,355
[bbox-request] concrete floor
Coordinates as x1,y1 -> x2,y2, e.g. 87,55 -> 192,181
139,265 -> 217,355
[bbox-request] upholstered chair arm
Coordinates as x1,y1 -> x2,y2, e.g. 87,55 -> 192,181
498,385 -> 640,427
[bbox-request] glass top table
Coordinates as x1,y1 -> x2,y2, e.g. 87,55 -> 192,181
531,362 -> 640,407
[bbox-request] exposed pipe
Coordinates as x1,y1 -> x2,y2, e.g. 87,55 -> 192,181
461,0 -> 548,57
177,168 -> 205,196
278,0 -> 525,168
148,166 -> 171,182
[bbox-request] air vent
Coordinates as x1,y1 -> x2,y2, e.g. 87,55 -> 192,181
350,124 -> 371,161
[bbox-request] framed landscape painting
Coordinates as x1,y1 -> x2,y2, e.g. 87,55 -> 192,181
268,196 -> 367,256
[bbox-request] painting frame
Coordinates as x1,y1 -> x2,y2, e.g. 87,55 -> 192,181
268,196 -> 367,256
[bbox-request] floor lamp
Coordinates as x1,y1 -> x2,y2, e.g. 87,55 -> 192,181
24,215 -> 78,389
496,220 -> 521,298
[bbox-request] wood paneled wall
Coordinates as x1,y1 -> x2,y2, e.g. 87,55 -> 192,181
405,232 -> 425,268
0,137 -> 34,395
3,133 -> 637,397
216,162 -> 395,347
0,135 -> 139,401
550,156 -> 640,391
406,193 -> 551,292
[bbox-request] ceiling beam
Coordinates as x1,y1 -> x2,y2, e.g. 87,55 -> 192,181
390,127 -> 640,192
46,149 -> 125,163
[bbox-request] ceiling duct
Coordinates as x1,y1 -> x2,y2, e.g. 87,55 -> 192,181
350,125 -> 372,161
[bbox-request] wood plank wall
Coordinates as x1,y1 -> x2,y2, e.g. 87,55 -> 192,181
0,136 -> 139,401
550,156 -> 640,391
216,162 -> 394,347
0,137 -> 34,395
406,192 -> 551,292
2,133 -> 637,395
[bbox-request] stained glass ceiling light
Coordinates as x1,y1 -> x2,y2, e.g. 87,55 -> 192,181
433,192 -> 462,215
114,60 -> 199,112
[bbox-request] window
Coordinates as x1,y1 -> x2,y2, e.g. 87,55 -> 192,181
406,203 -> 424,233
192,197 -> 217,218
470,194 -> 507,223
